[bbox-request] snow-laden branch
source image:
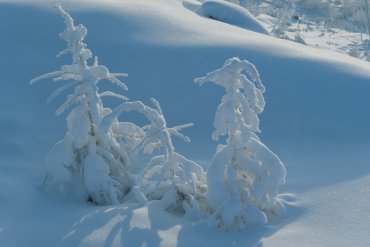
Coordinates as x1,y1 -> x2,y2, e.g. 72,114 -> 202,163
99,91 -> 129,101
55,93 -> 82,116
107,74 -> 128,91
150,97 -> 163,116
100,99 -> 193,158
29,71 -> 63,85
47,81 -> 81,103
195,57 -> 265,138
55,3 -> 74,30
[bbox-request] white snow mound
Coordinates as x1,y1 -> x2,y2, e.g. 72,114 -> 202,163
196,0 -> 270,35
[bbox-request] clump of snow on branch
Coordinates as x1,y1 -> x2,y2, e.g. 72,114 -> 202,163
101,98 -> 207,214
195,57 -> 286,230
31,4 -> 132,205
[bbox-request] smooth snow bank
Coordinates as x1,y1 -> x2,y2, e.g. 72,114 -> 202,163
195,0 -> 269,35
264,174 -> 370,247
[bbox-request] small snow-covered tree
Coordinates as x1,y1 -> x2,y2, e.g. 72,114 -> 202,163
365,0 -> 370,38
195,57 -> 286,231
100,98 -> 206,214
31,4 -> 135,205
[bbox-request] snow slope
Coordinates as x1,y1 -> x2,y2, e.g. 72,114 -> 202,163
0,0 -> 370,246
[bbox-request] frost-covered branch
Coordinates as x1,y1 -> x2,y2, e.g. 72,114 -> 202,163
47,81 -> 81,103
99,91 -> 129,101
55,93 -> 82,116
168,126 -> 193,143
150,97 -> 163,116
111,73 -> 128,77
29,71 -> 63,85
55,3 -> 74,30
107,74 -> 128,91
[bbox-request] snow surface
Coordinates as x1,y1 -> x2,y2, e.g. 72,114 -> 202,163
1,0 -> 370,246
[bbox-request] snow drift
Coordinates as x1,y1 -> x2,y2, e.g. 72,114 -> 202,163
195,0 -> 270,35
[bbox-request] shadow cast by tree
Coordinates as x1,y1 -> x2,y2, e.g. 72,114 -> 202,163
56,194 -> 303,247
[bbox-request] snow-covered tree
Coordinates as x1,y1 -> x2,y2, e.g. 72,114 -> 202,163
195,57 -> 286,231
31,4 -> 134,205
362,0 -> 370,37
100,98 -> 207,214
